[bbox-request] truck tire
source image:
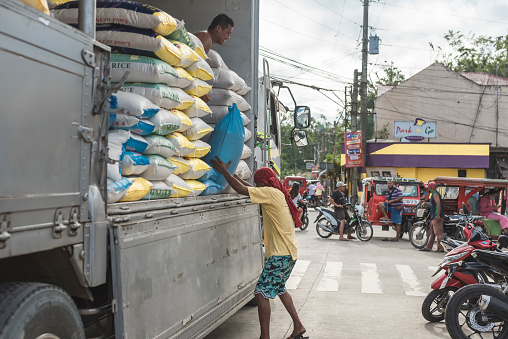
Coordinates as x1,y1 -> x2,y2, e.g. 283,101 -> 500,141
0,282 -> 85,339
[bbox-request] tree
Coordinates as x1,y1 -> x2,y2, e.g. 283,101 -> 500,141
430,30 -> 508,76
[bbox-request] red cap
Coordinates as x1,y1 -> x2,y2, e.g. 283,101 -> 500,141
427,181 -> 436,189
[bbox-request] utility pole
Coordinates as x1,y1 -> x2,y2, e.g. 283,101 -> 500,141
360,0 -> 369,167
351,70 -> 359,205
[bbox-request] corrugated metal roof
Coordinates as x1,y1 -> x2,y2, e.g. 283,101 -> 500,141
459,72 -> 508,86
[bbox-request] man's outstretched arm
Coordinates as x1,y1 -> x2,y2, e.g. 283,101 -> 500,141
210,157 -> 249,196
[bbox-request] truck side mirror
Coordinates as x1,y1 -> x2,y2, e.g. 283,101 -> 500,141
293,130 -> 308,147
294,106 -> 311,129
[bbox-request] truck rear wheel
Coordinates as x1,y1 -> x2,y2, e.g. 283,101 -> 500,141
0,282 -> 85,339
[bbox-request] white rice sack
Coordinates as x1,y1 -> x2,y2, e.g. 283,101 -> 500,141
183,96 -> 211,118
203,106 -> 251,125
244,127 -> 252,142
105,91 -> 160,119
143,134 -> 177,158
108,130 -> 129,180
120,83 -> 181,110
121,151 -> 150,175
169,156 -> 190,175
206,67 -> 235,90
109,53 -> 192,88
188,32 -> 207,60
206,49 -> 228,69
182,118 -> 213,141
186,140 -> 211,158
170,40 -> 199,68
222,185 -> 236,194
52,1 -> 177,35
107,177 -> 132,203
185,179 -> 206,197
166,132 -> 195,156
179,158 -> 211,180
148,109 -> 181,135
164,174 -> 193,198
173,88 -> 196,111
109,113 -> 155,136
123,132 -> 149,153
200,124 -> 215,142
230,70 -> 252,95
184,56 -> 213,81
235,160 -> 252,179
208,88 -> 251,112
183,79 -> 212,97
171,109 -> 193,132
95,27 -> 181,66
107,163 -> 122,181
140,180 -> 173,200
140,155 -> 176,180
240,144 -> 252,160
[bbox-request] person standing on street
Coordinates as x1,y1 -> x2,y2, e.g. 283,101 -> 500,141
209,156 -> 307,339
420,181 -> 445,252
305,182 -> 316,206
329,182 -> 355,241
378,179 -> 404,241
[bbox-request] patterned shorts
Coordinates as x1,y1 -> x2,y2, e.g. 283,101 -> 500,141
254,255 -> 296,299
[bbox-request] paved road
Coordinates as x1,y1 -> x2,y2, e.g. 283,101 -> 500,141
206,210 -> 452,339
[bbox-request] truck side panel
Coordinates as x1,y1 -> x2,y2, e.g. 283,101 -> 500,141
109,197 -> 263,338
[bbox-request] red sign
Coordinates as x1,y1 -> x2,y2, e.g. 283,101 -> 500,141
344,132 -> 364,168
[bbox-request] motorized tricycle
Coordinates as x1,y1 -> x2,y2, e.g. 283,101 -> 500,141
361,177 -> 424,238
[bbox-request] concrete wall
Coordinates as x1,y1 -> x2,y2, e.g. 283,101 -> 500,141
375,63 -> 508,147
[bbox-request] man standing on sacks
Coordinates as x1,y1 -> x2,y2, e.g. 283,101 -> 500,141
210,157 -> 307,339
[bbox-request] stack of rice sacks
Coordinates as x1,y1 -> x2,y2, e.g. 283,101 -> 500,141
52,1 -> 215,202
202,49 -> 253,193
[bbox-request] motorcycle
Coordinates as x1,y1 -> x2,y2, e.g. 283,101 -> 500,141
444,235 -> 508,339
421,225 -> 501,322
409,202 -> 469,249
298,201 -> 309,231
314,204 -> 373,241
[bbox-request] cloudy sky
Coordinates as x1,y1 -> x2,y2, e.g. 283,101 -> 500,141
258,0 -> 508,123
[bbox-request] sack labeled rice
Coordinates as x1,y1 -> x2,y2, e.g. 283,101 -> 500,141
140,155 -> 176,180
118,177 -> 153,202
109,53 -> 192,88
148,109 -> 181,135
206,49 -> 228,69
184,56 -> 213,81
141,180 -> 173,200
183,79 -> 212,97
166,132 -> 195,156
165,19 -> 195,49
107,177 -> 132,203
143,134 -> 177,158
185,179 -> 206,197
53,1 -> 177,35
170,40 -> 199,68
182,118 -> 213,141
230,70 -> 252,95
123,132 -> 149,153
179,158 -> 211,180
186,140 -> 211,158
109,113 -> 156,136
120,83 -> 180,110
164,174 -> 193,198
173,88 -> 195,110
188,32 -> 207,59
108,130 -> 129,180
206,67 -> 235,89
171,109 -> 193,132
121,151 -> 150,176
105,91 -> 160,119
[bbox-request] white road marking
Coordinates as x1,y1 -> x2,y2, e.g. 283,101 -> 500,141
317,261 -> 342,291
286,260 -> 311,290
397,264 -> 427,296
361,263 -> 382,294
428,266 -> 439,273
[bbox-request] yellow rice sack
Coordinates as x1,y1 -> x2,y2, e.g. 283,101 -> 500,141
169,156 -> 191,175
118,177 -> 152,202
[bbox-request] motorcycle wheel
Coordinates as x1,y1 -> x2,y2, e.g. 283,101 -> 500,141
445,284 -> 508,339
356,221 -> 373,241
422,287 -> 458,322
409,222 -> 430,249
300,215 -> 309,231
316,218 -> 333,238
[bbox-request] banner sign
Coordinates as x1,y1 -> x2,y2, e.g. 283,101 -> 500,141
344,131 -> 364,168
394,118 -> 436,141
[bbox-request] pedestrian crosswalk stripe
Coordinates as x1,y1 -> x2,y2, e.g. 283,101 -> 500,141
428,266 -> 439,273
286,260 -> 310,290
317,261 -> 342,291
396,264 -> 427,297
361,263 -> 382,294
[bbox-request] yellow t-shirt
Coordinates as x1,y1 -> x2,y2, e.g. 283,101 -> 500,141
248,187 -> 298,260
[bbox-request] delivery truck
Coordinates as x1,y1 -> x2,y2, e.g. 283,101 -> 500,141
0,0 -> 310,338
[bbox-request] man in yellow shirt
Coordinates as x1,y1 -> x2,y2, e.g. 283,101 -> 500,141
210,157 -> 307,339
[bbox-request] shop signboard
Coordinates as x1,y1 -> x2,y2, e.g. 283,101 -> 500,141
344,131 -> 364,167
394,118 -> 436,141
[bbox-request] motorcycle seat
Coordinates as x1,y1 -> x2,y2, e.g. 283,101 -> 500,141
320,208 -> 336,215
472,249 -> 508,276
